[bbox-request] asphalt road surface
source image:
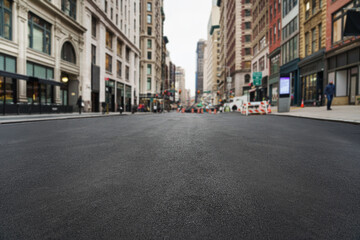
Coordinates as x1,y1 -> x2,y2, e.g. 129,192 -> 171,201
1,113 -> 360,240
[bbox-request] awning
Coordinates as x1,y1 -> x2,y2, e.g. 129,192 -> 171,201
0,70 -> 64,86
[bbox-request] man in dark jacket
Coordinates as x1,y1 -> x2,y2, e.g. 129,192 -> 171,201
77,96 -> 83,114
324,81 -> 336,110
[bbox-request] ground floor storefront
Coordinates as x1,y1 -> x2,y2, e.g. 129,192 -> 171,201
105,80 -> 133,112
326,44 -> 360,105
280,58 -> 300,106
299,50 -> 325,107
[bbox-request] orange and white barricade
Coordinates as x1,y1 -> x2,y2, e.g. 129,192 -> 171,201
241,102 -> 269,116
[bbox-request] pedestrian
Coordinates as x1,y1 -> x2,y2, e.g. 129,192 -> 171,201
153,104 -> 157,113
77,95 -> 83,114
119,105 -> 123,114
324,81 -> 336,110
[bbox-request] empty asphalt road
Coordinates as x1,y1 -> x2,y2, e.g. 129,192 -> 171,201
1,113 -> 360,240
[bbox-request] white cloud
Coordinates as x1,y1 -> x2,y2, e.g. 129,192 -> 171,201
164,0 -> 212,96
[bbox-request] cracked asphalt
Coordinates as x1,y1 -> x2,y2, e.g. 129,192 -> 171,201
1,112 -> 360,239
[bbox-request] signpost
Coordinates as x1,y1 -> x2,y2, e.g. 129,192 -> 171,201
253,72 -> 262,86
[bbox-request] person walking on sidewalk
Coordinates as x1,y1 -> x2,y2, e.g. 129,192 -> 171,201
77,96 -> 83,114
324,81 -> 336,110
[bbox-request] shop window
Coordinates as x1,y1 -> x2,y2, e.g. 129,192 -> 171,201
61,41 -> 76,64
62,0 -> 76,20
28,12 -> 51,55
0,0 -> 12,40
336,70 -> 347,97
60,86 -> 68,105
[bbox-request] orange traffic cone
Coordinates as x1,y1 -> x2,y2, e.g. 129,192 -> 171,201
214,109 -> 217,114
301,99 -> 304,108
267,102 -> 272,114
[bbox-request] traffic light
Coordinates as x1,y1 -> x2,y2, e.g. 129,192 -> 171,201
217,91 -> 220,96
164,90 -> 167,95
179,89 -> 182,94
197,90 -> 200,94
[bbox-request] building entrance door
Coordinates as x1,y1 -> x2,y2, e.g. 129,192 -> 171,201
91,92 -> 99,112
350,75 -> 357,104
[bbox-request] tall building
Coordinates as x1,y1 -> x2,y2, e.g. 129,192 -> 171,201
139,0 -> 164,109
252,0 -> 269,101
280,0 -> 300,106
84,0 -> 140,112
0,0 -> 86,114
175,67 -> 186,106
204,4 -> 221,105
195,40 -> 206,103
325,0 -> 360,105
268,0 -> 282,105
299,0 -> 327,106
216,0 -> 252,102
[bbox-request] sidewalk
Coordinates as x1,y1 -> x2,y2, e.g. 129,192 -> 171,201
0,112 -> 152,124
272,105 -> 360,124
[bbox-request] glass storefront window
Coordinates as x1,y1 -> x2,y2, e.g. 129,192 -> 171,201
33,81 -> 39,104
40,84 -> 46,104
5,77 -> 14,103
46,85 -> 52,104
27,82 -> 33,104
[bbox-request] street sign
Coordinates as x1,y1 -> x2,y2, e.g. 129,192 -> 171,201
253,72 -> 262,86
203,91 -> 211,94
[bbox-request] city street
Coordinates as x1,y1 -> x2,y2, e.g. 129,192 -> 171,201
1,113 -> 360,240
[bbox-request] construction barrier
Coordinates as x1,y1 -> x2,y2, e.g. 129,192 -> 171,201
241,101 -> 271,116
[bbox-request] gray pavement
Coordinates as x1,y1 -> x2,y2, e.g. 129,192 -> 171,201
1,113 -> 360,239
273,105 -> 360,124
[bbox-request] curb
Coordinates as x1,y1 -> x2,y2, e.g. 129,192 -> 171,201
270,113 -> 360,125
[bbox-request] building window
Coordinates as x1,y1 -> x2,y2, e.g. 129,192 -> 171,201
245,22 -> 251,29
117,40 -> 123,57
259,57 -> 265,71
147,39 -> 152,49
312,0 -> 316,15
253,62 -> 258,72
61,42 -> 76,64
147,27 -> 152,35
305,32 -> 309,57
117,61 -> 122,77
111,7 -> 113,20
147,14 -> 152,24
61,0 -> 76,20
0,0 -> 12,40
245,74 -> 250,83
116,14 -> 118,25
305,1 -> 310,20
245,35 -> 251,42
106,54 -> 112,72
91,45 -> 96,64
0,54 -> 16,104
91,16 -> 97,37
28,12 -> 51,55
147,77 -> 151,90
244,61 -> 251,69
105,0 -> 107,13
125,66 -> 129,80
106,29 -> 112,49
147,64 -> 152,75
147,51 -> 152,60
311,28 -> 316,54
318,23 -> 322,49
245,48 -> 251,55
245,9 -> 251,17
126,47 -> 130,62
147,2 -> 152,11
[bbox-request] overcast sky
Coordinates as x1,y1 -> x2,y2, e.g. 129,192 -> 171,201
163,0 -> 212,96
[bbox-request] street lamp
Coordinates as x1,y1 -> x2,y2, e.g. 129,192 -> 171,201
61,76 -> 69,83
